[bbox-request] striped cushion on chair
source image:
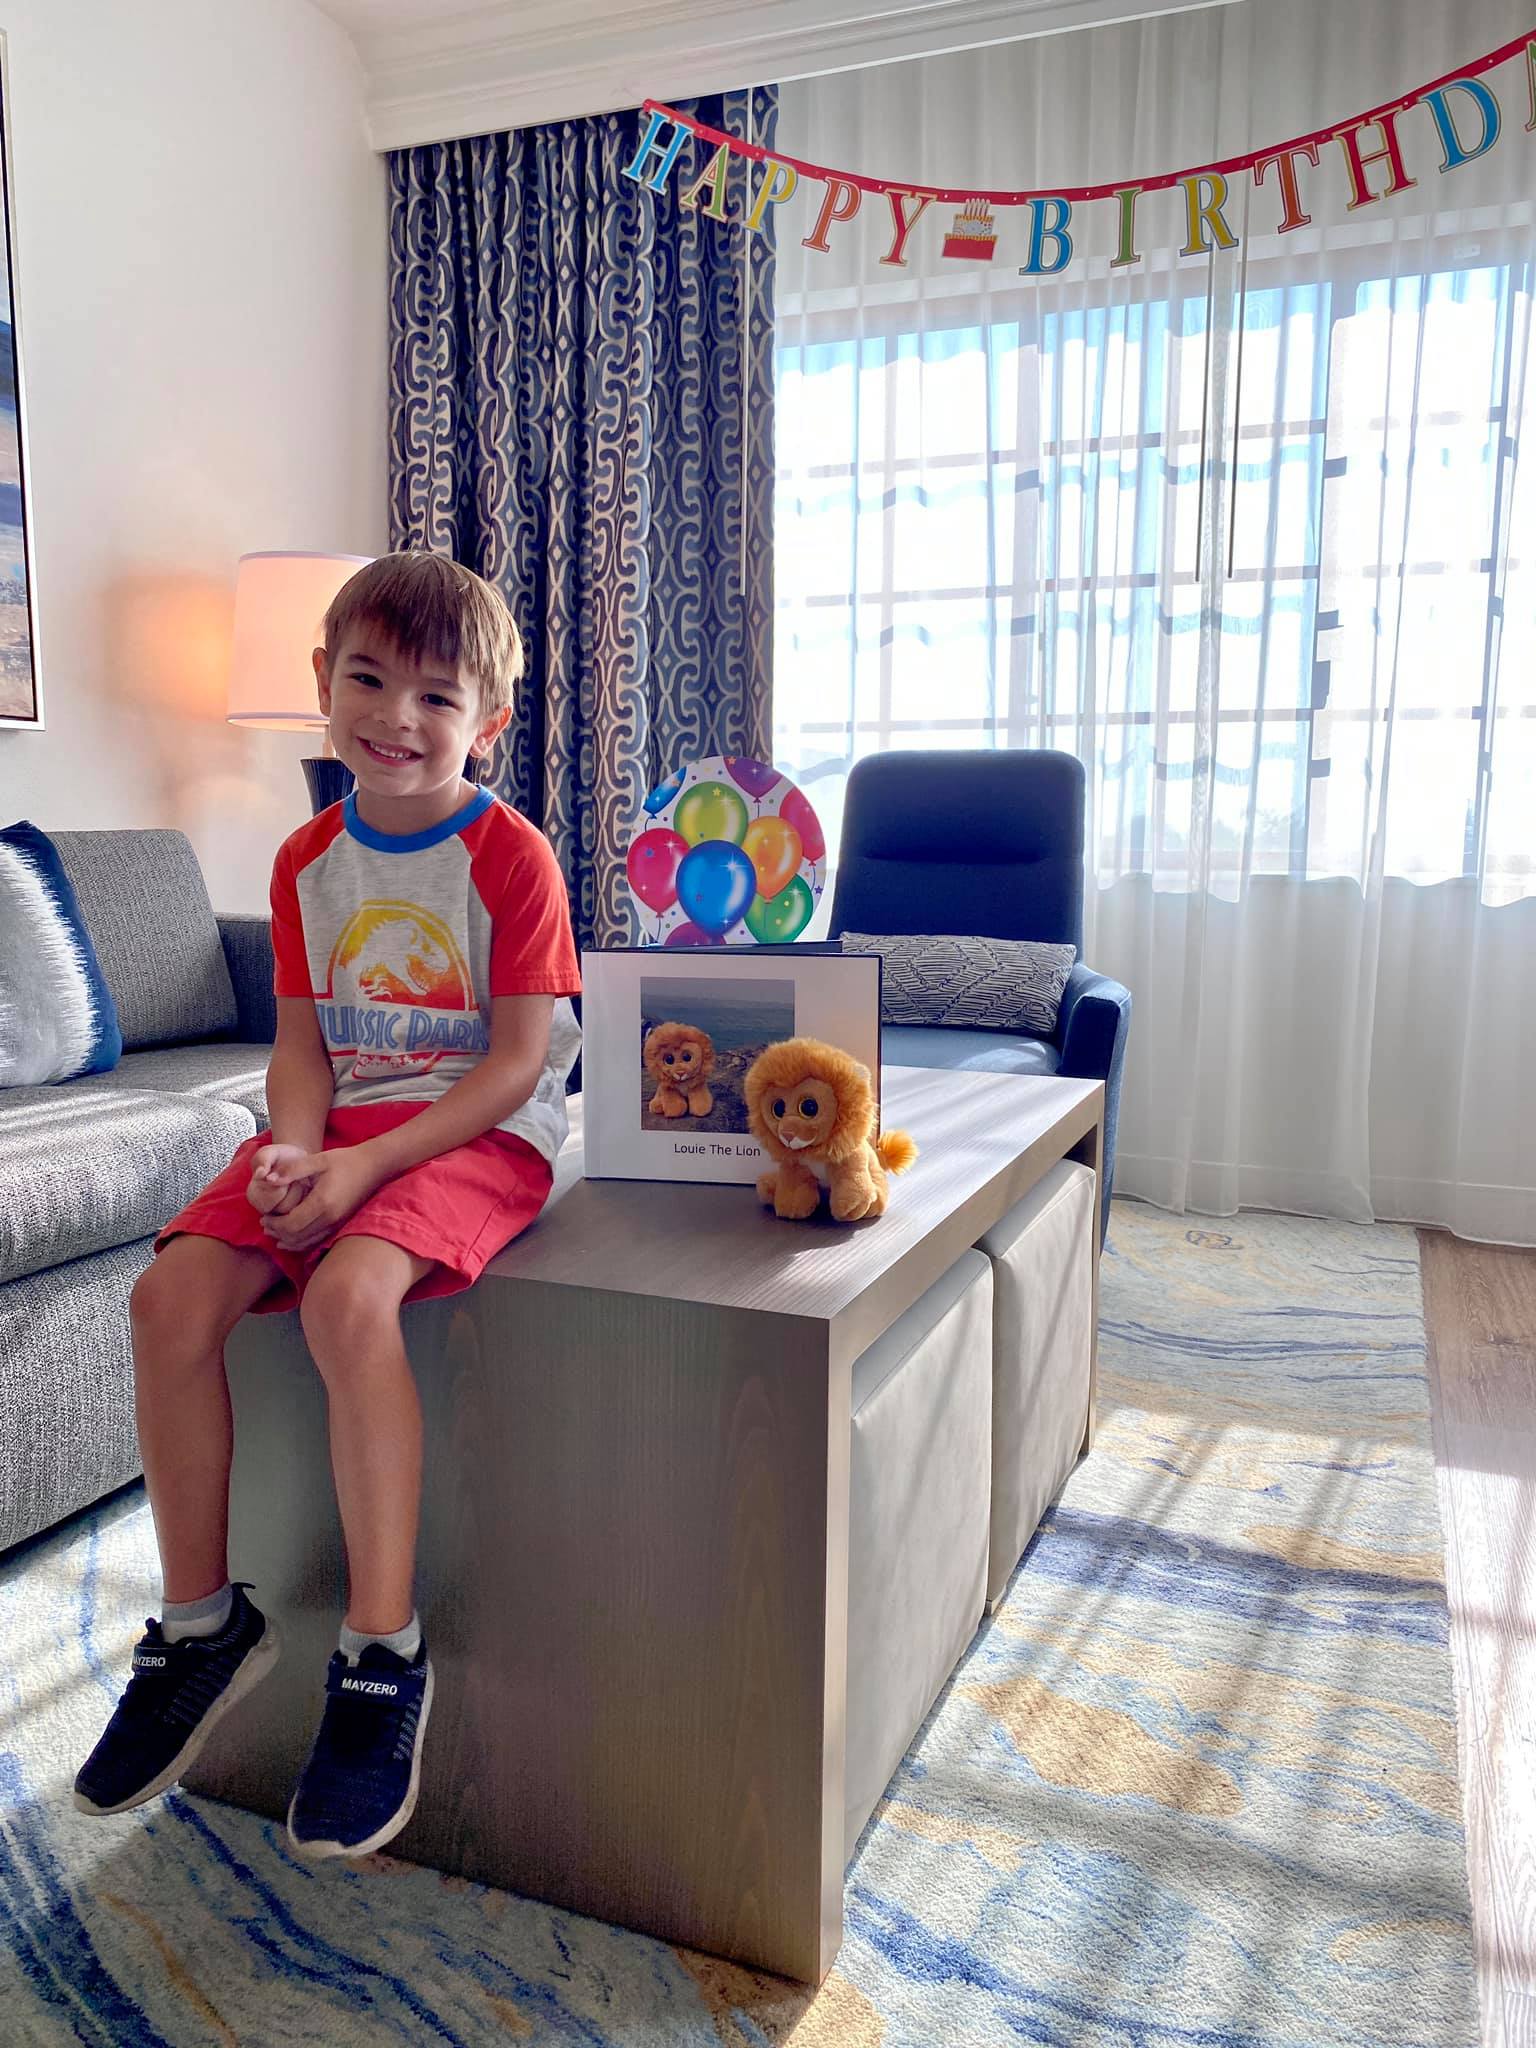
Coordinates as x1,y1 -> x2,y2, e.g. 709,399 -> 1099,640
841,932 -> 1076,1036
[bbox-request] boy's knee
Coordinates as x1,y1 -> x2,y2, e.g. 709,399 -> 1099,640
131,1255 -> 228,1360
299,1257 -> 397,1360
130,1259 -> 184,1341
129,1263 -> 158,1323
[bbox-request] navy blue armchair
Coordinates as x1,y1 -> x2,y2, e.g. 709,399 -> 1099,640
827,750 -> 1130,1245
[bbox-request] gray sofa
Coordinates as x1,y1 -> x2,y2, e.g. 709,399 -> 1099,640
0,829 -> 276,1555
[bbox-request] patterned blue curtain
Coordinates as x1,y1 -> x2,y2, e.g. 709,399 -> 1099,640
388,92 -> 777,947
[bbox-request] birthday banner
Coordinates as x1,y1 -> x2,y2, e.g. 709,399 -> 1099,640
621,31 -> 1535,274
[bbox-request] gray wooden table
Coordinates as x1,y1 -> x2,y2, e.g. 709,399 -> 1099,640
185,1065 -> 1103,1984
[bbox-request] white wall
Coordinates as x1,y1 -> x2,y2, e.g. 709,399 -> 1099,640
0,0 -> 388,911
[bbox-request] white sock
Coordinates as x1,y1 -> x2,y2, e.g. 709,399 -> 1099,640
161,1581 -> 233,1642
339,1611 -> 422,1665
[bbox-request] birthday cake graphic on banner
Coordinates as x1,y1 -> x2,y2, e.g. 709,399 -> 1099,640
942,198 -> 997,260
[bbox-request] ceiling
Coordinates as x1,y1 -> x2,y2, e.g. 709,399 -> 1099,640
312,0 -> 1237,150
312,0 -> 509,30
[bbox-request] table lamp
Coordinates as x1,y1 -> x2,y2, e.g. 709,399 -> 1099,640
227,550 -> 373,814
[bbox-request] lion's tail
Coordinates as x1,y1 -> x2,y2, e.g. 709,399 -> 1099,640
877,1128 -> 919,1175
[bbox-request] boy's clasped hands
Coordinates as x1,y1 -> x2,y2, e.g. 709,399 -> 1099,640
246,1144 -> 387,1255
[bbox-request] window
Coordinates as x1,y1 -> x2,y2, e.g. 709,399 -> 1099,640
774,244 -> 1535,903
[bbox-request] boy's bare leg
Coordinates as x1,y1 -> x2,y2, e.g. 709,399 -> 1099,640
130,1237 -> 285,1604
298,1236 -> 435,1637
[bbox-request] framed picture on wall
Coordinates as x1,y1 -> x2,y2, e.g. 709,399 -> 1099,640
580,945 -> 882,1185
0,33 -> 41,731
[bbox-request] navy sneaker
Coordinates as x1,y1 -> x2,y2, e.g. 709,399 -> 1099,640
73,1582 -> 281,1816
286,1637 -> 435,1860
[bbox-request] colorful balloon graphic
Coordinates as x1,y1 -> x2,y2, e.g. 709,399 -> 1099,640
725,755 -> 783,801
676,840 -> 756,937
674,780 -> 748,848
742,815 -> 803,902
642,768 -> 686,816
777,784 -> 825,865
625,827 -> 687,914
626,754 -> 827,947
744,873 -> 815,943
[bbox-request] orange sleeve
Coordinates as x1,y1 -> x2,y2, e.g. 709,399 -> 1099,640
488,826 -> 582,998
269,842 -> 312,997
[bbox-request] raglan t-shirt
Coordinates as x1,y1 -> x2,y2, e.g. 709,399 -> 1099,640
270,787 -> 582,1166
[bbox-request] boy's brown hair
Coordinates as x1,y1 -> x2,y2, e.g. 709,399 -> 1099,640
323,552 -> 524,720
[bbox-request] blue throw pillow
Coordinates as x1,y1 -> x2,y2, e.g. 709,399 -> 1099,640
0,820 -> 123,1084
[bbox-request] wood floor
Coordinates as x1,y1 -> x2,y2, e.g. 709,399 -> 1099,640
1419,1230 -> 1536,2048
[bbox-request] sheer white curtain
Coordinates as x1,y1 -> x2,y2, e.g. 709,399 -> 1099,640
774,0 -> 1536,1244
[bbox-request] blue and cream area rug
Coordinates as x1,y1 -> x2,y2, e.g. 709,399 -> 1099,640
2,1205 -> 1478,2046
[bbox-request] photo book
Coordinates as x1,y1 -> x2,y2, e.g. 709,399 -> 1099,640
580,946 -> 883,1184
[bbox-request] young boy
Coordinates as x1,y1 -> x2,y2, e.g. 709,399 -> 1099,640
73,552 -> 581,1859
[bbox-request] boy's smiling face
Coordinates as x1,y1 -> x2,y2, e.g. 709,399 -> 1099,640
314,633 -> 510,831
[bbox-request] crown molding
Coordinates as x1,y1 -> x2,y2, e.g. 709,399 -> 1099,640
352,0 -> 1234,151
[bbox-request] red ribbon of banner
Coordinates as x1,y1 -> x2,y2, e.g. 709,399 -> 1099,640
643,27 -> 1534,206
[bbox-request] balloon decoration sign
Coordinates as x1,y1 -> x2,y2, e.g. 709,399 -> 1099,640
626,755 -> 827,947
621,30 -> 1535,278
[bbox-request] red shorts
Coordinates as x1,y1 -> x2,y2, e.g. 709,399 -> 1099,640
156,1101 -> 554,1314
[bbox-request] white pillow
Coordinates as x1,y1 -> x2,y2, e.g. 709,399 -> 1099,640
841,931 -> 1077,1036
0,843 -> 102,1084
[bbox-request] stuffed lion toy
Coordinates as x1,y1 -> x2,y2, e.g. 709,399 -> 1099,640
643,1020 -> 716,1118
744,1037 -> 918,1222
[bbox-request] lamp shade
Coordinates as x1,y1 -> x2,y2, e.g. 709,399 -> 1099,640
227,551 -> 372,729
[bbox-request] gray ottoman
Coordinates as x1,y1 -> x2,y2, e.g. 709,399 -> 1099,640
977,1160 -> 1095,1608
845,1247 -> 993,1858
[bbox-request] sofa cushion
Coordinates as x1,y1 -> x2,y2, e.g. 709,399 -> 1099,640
216,914 -> 278,1045
0,1240 -> 153,1554
0,1084 -> 255,1284
0,822 -> 122,1083
73,1044 -> 271,1125
881,1024 -> 1061,1077
49,830 -> 238,1049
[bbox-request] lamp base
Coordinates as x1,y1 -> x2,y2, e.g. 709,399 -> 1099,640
302,757 -> 355,814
